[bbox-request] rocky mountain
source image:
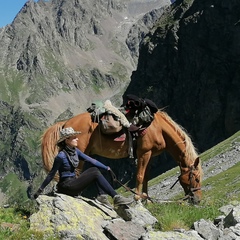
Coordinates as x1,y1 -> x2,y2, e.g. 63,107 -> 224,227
0,0 -> 171,202
0,0 -> 170,116
124,0 -> 240,152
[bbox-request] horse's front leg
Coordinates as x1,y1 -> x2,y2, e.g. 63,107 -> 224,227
142,160 -> 151,195
135,151 -> 152,201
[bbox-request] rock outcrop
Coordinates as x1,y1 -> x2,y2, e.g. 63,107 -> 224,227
30,194 -> 240,239
30,194 -> 157,240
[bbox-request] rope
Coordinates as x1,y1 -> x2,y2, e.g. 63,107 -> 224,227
109,169 -> 154,203
170,177 -> 179,189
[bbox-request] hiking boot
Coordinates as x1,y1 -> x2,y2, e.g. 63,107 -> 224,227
113,195 -> 134,207
95,195 -> 113,209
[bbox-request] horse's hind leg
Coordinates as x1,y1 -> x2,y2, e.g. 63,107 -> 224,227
135,151 -> 151,201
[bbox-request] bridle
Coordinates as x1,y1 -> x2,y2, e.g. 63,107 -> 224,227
170,164 -> 201,202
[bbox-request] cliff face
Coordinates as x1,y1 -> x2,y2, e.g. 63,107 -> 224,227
125,0 -> 240,151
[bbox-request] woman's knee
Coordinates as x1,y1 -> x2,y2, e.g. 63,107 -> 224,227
88,167 -> 101,176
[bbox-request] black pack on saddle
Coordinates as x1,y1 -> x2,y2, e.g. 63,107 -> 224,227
124,94 -> 158,127
125,94 -> 158,114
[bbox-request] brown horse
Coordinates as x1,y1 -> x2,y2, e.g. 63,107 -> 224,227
41,110 -> 203,204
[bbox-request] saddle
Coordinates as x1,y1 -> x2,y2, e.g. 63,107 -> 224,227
100,114 -> 123,135
87,100 -> 130,135
86,99 -> 156,158
87,100 -> 133,157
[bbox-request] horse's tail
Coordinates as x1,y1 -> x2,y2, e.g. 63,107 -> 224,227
41,120 -> 66,181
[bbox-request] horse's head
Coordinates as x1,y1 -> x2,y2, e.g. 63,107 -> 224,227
179,157 -> 202,204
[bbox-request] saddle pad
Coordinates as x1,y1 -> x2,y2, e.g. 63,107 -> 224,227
114,133 -> 126,142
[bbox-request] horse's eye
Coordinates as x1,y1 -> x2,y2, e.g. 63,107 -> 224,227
195,178 -> 199,183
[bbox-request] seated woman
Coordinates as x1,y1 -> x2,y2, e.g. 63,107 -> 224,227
33,127 -> 133,209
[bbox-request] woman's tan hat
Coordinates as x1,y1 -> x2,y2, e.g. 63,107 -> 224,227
57,127 -> 81,144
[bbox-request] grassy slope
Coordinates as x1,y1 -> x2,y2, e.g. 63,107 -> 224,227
146,130 -> 240,231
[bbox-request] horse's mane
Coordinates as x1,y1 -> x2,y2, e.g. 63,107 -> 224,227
158,110 -> 203,181
158,110 -> 198,160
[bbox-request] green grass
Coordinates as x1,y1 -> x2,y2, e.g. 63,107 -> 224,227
203,161 -> 240,204
0,200 -> 59,240
0,207 -> 28,239
146,201 -> 219,231
146,160 -> 240,231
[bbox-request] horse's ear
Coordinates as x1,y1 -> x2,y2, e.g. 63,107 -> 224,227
194,157 -> 200,168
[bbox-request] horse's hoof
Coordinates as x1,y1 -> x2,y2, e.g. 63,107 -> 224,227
134,194 -> 141,201
142,192 -> 148,198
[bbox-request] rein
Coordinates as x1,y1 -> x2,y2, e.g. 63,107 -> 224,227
170,178 -> 179,189
109,169 -> 154,203
170,165 -> 201,201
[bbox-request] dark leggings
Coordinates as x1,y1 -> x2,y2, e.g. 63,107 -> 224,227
57,167 -> 117,197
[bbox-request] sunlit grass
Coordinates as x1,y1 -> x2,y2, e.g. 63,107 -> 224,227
0,207 -> 28,239
146,161 -> 240,231
0,206 -> 59,239
146,199 -> 221,231
0,200 -> 59,239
